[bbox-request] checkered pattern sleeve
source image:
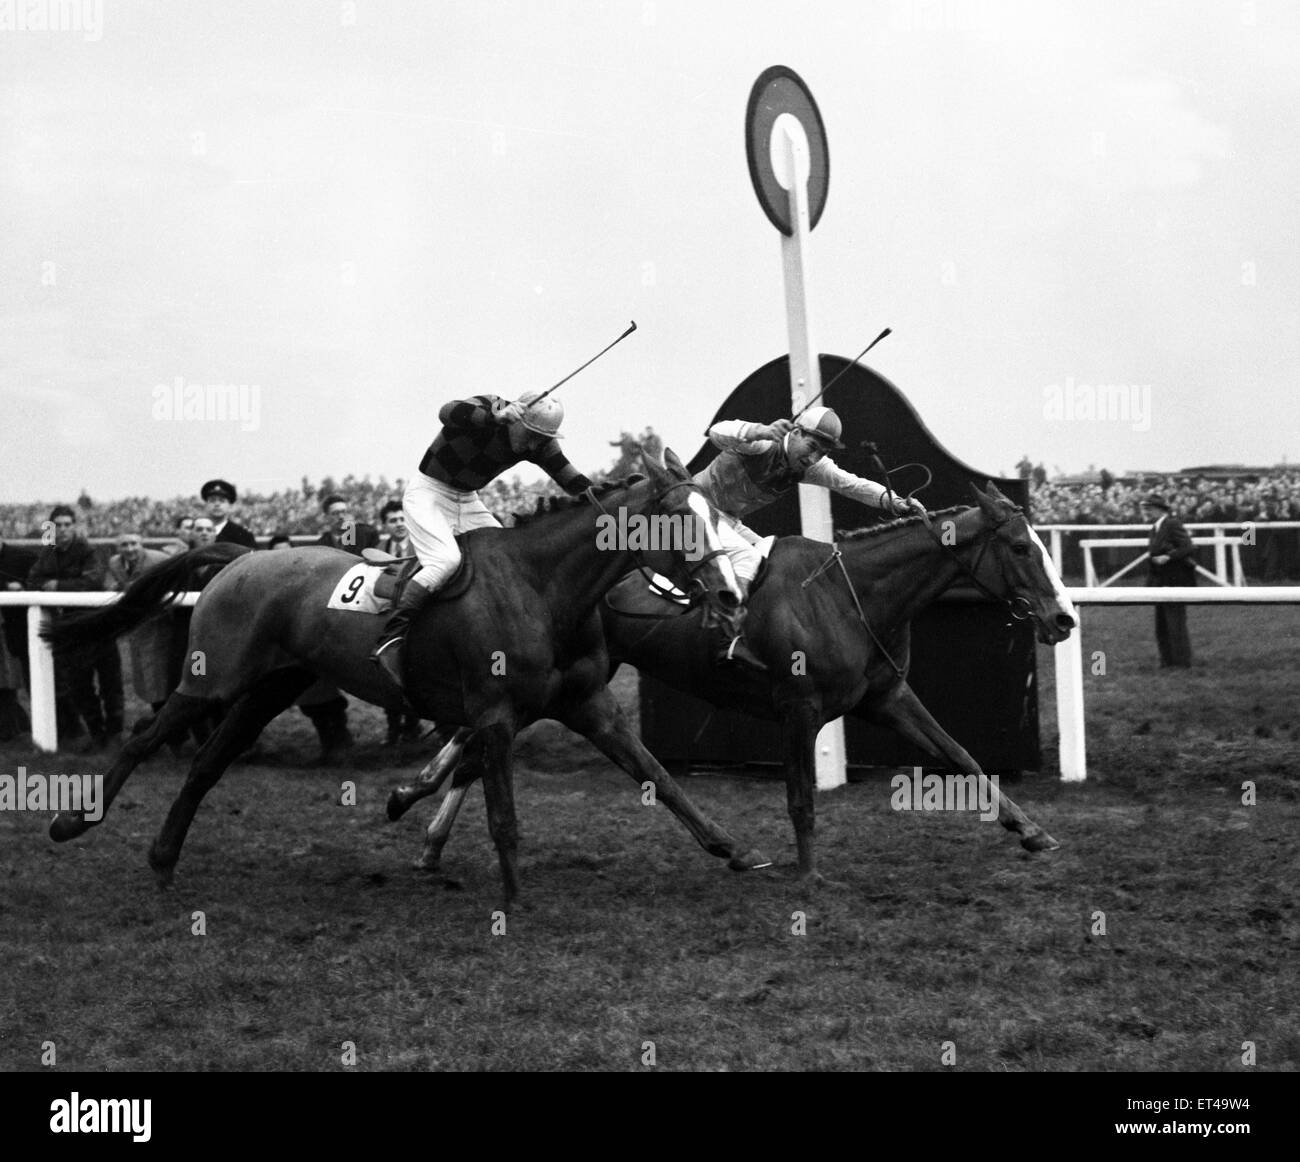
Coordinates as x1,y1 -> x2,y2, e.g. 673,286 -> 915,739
438,395 -> 502,429
531,440 -> 594,495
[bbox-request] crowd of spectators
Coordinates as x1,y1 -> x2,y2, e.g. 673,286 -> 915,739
1028,471 -> 1300,526
6,464 -> 1297,545
0,473 -> 569,545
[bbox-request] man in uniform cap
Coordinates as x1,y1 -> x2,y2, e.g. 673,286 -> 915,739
372,390 -> 594,697
689,406 -> 926,671
1140,492 -> 1195,667
199,479 -> 257,549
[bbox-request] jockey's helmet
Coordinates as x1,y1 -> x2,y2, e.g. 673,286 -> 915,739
795,406 -> 845,449
517,390 -> 565,439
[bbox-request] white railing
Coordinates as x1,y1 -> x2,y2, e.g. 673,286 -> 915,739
1077,535 -> 1244,588
1036,522 -> 1300,580
6,588 -> 1300,775
1054,586 -> 1300,782
0,592 -> 199,753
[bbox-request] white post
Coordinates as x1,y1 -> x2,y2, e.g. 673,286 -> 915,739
1214,531 -> 1227,586
1054,607 -> 1086,781
28,605 -> 58,753
777,116 -> 845,791
1049,528 -> 1063,577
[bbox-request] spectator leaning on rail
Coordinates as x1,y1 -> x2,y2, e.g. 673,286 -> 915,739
1141,492 -> 1196,668
200,479 -> 257,548
27,505 -> 124,748
0,534 -> 38,740
372,390 -> 594,697
107,532 -> 173,725
685,408 -> 926,671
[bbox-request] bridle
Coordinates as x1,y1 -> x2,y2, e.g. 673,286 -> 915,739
585,478 -> 734,625
861,442 -> 1035,622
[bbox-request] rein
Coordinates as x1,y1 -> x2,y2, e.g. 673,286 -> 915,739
863,442 -> 1032,622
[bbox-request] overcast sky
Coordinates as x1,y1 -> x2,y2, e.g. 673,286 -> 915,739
3,0 -> 1297,505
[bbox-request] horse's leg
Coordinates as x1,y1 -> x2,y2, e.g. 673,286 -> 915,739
49,692 -> 219,841
386,726 -> 472,820
473,723 -> 523,909
413,759 -> 480,873
779,699 -> 843,887
562,687 -> 770,871
865,681 -> 1058,852
148,668 -> 317,885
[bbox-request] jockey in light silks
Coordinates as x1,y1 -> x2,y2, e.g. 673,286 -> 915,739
372,391 -> 593,695
691,406 -> 927,672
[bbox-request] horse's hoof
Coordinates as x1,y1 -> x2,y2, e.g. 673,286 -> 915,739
728,849 -> 773,872
386,790 -> 411,822
1020,830 -> 1059,853
412,854 -> 441,873
49,813 -> 90,842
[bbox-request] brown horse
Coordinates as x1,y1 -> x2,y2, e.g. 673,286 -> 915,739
43,451 -> 771,905
392,483 -> 1077,885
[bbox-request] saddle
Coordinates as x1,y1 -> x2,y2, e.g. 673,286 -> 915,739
361,548 -> 474,605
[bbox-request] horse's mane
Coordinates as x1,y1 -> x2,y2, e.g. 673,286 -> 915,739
509,474 -> 647,526
836,504 -> 970,541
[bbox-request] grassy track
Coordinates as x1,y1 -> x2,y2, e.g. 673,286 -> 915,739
1,605 -> 1295,1071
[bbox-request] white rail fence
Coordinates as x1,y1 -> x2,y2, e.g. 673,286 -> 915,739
0,592 -> 199,753
5,589 -> 1300,779
1037,522 -> 1300,587
1055,586 -> 1300,781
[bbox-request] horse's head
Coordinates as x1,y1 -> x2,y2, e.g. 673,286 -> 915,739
634,448 -> 744,633
968,482 -> 1077,645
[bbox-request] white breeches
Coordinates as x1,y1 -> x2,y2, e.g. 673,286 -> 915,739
403,474 -> 501,590
716,515 -> 762,596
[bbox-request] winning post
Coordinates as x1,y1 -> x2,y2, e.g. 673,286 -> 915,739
745,66 -> 845,791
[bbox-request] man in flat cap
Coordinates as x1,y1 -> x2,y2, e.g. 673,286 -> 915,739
199,479 -> 257,549
1140,492 -> 1196,667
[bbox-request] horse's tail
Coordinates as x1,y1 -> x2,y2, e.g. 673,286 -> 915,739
40,543 -> 251,657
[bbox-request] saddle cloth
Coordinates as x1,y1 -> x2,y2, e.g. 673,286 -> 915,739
325,550 -> 471,614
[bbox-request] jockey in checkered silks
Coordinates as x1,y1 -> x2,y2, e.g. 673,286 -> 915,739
690,406 -> 927,672
372,391 -> 593,695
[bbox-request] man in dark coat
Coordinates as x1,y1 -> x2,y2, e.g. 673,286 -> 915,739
1141,493 -> 1196,667
200,479 -> 257,548
27,506 -> 124,745
316,495 -> 380,554
0,536 -> 38,739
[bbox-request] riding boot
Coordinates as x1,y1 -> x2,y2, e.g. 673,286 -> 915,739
372,581 -> 435,698
712,628 -> 768,674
